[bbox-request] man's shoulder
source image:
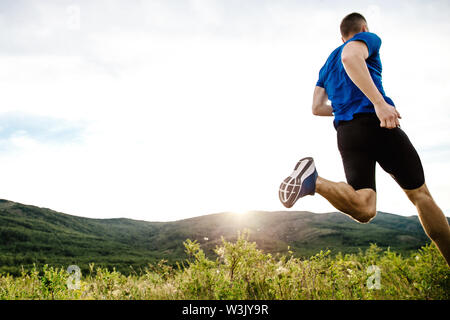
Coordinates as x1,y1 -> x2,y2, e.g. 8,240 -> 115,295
350,32 -> 382,43
347,32 -> 382,57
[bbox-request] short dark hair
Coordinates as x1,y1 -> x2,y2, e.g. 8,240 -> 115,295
340,12 -> 367,38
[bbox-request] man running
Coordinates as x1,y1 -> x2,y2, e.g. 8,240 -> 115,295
279,12 -> 450,266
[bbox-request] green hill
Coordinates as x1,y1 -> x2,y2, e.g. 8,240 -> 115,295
0,199 -> 435,275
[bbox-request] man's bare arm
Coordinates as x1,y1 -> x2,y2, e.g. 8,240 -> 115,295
341,41 -> 401,129
312,86 -> 333,116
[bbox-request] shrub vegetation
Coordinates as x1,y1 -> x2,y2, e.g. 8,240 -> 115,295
1,230 -> 448,300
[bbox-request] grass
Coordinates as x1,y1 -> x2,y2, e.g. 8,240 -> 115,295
1,230 -> 448,300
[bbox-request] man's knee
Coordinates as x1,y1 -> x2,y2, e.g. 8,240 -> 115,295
404,183 -> 449,241
353,188 -> 377,223
404,183 -> 431,205
345,201 -> 376,223
356,207 -> 377,223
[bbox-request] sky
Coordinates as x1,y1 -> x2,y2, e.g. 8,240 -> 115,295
0,0 -> 449,221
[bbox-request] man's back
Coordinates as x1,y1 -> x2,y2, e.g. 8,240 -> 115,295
316,31 -> 394,128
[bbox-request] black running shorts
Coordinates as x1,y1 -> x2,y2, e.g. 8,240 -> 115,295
336,113 -> 425,191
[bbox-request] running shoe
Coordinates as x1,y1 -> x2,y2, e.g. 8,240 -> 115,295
279,157 -> 318,208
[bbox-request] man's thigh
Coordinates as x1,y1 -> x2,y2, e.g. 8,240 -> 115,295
337,116 -> 377,191
340,150 -> 377,191
375,127 -> 425,190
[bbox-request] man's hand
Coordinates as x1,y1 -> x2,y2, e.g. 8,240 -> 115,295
374,101 -> 401,129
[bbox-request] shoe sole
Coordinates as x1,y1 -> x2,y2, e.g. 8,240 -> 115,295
279,157 -> 315,208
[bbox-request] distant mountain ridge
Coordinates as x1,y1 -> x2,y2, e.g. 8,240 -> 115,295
0,199 -> 436,275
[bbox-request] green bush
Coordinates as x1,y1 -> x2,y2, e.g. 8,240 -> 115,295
0,230 -> 448,300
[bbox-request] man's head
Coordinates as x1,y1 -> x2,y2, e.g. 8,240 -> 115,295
340,12 -> 369,42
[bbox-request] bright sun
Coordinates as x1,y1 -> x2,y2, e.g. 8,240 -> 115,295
233,210 -> 249,215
